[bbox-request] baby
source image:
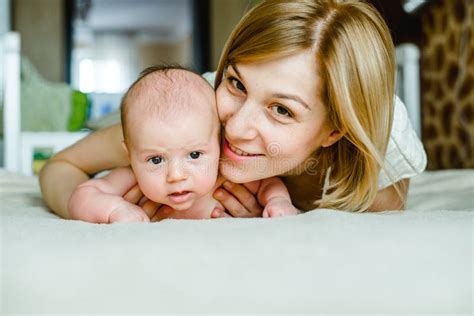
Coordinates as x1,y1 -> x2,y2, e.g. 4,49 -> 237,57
68,66 -> 299,223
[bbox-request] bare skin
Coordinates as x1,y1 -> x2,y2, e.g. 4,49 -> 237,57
40,124 -> 128,219
368,178 -> 409,212
62,68 -> 299,223
39,123 -> 408,219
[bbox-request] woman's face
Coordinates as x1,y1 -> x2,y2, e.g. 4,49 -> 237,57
216,49 -> 335,183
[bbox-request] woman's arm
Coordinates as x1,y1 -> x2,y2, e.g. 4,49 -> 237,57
367,178 -> 410,212
39,123 -> 129,219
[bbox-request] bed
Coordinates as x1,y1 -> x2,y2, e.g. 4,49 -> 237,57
1,168 -> 472,314
1,29 -> 472,314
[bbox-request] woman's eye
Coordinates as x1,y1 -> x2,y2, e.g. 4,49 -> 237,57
189,151 -> 202,159
229,77 -> 246,92
148,156 -> 163,165
271,105 -> 292,117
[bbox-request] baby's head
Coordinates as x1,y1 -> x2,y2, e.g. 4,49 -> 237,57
120,65 -> 220,210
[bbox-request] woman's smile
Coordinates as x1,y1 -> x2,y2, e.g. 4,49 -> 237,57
215,50 -> 329,183
222,138 -> 263,161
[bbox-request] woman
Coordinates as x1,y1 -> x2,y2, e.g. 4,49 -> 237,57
40,0 -> 426,219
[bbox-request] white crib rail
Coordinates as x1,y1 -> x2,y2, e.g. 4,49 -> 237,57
2,31 -> 90,176
3,32 -> 21,173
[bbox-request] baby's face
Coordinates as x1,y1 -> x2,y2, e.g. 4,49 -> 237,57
128,110 -> 220,211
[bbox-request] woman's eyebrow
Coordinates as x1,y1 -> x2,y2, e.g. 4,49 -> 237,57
232,64 -> 310,110
230,64 -> 243,79
272,93 -> 311,110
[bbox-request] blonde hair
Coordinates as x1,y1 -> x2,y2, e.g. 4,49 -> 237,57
216,0 -> 399,212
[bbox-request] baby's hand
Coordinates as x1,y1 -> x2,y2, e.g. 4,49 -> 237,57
109,203 -> 150,223
262,198 -> 300,218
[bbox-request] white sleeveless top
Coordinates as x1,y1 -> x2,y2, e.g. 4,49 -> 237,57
378,95 -> 427,188
203,72 -> 427,189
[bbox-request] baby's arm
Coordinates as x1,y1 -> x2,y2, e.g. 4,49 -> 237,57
257,177 -> 300,218
68,167 -> 150,223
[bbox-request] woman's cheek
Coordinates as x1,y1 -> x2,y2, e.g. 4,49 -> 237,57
216,86 -> 235,123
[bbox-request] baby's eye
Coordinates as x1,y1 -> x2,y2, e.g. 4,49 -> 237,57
147,156 -> 163,165
189,151 -> 202,159
229,77 -> 246,92
271,104 -> 293,118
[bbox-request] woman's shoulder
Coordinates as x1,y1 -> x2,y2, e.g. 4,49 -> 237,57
379,96 -> 427,189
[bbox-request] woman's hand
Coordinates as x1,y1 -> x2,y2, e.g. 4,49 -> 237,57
211,182 -> 263,218
123,181 -> 264,219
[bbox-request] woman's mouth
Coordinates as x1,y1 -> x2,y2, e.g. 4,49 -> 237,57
223,139 -> 262,161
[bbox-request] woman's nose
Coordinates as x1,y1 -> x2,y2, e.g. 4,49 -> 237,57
224,101 -> 259,141
166,160 -> 188,183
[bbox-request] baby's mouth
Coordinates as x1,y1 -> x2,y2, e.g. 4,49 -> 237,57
170,191 -> 190,196
168,191 -> 192,203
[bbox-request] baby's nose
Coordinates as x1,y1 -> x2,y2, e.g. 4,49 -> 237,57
166,161 -> 188,183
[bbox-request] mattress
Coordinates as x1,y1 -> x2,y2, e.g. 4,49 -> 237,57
1,169 -> 472,314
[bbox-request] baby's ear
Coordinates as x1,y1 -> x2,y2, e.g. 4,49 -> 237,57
122,141 -> 131,160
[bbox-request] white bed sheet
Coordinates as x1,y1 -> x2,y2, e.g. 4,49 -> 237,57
1,169 -> 473,314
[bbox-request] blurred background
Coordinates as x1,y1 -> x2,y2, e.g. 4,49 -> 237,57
0,0 -> 472,174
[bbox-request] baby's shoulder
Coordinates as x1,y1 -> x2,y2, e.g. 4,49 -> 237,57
109,166 -> 135,177
100,166 -> 137,184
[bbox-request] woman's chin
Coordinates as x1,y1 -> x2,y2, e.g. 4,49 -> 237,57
219,163 -> 267,183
